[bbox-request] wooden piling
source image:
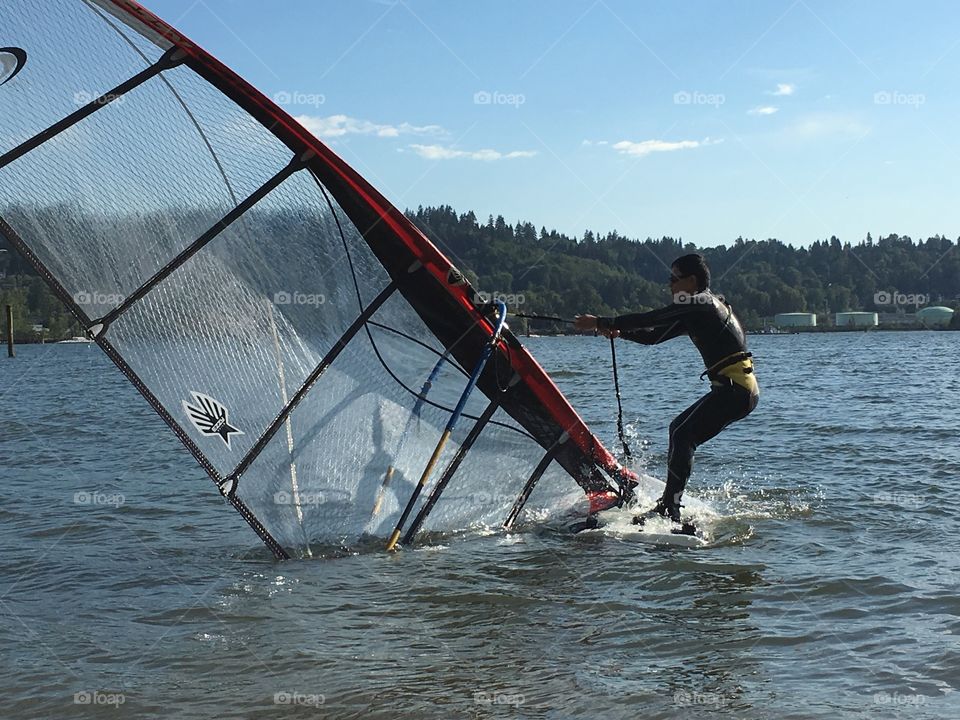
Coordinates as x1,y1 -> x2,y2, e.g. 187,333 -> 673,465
5,304 -> 13,358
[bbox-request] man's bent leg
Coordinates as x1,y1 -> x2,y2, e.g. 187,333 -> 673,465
662,385 -> 757,517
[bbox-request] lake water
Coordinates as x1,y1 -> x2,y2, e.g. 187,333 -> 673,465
0,331 -> 957,719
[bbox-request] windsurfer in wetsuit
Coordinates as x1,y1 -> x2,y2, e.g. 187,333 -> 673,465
574,254 -> 758,525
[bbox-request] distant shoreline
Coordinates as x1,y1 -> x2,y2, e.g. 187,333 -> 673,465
7,322 -> 957,347
751,325 -> 959,334
520,326 -> 959,338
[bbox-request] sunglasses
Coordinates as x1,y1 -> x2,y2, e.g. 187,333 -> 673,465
669,273 -> 688,283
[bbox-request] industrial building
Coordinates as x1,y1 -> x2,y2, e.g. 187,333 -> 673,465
835,311 -> 879,328
774,312 -> 817,328
916,306 -> 955,329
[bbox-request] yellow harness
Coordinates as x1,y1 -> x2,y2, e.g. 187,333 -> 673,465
705,352 -> 758,394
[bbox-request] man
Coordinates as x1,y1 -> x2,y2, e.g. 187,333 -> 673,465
574,253 -> 758,525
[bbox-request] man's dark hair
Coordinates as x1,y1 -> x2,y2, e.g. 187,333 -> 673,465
673,253 -> 710,292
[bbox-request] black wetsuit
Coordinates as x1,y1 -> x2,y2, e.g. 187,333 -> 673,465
598,290 -> 759,515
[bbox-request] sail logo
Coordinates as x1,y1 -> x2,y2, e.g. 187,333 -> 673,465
182,392 -> 244,449
0,47 -> 27,86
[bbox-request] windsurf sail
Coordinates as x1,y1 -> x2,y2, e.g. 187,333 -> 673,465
0,0 -> 637,558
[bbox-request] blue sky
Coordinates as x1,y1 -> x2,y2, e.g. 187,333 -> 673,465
144,0 -> 958,247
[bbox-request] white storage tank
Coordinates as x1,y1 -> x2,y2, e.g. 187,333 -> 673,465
774,312 -> 817,328
835,311 -> 878,327
916,306 -> 955,329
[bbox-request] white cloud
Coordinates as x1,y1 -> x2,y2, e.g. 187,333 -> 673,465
409,144 -> 537,161
771,83 -> 796,96
611,138 -> 717,157
748,105 -> 779,116
295,114 -> 443,139
581,140 -> 610,147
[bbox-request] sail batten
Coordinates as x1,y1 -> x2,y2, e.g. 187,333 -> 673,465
227,282 -> 399,488
0,45 -> 184,171
97,156 -> 305,330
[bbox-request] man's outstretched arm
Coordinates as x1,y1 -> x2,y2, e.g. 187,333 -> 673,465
620,323 -> 687,345
601,303 -> 696,333
574,309 -> 688,343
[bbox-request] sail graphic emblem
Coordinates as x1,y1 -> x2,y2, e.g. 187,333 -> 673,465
182,392 -> 244,448
0,48 -> 27,86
